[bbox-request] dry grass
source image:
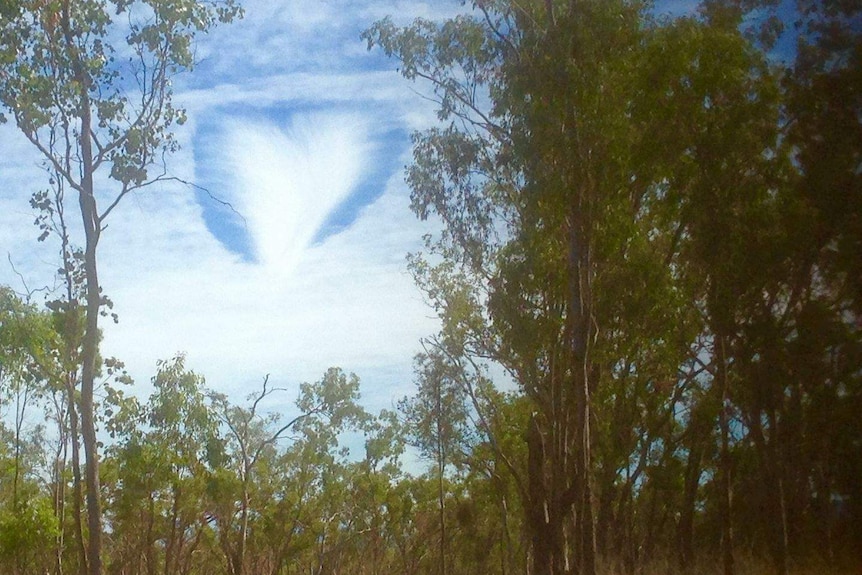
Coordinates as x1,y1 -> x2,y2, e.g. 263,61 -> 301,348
596,552 -> 859,575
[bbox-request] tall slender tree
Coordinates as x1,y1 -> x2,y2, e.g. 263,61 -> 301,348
0,3 -> 240,574
400,349 -> 473,575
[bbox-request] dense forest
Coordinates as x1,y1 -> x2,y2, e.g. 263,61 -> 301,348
0,0 -> 860,575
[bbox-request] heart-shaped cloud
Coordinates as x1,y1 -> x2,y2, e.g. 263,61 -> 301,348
223,112 -> 369,273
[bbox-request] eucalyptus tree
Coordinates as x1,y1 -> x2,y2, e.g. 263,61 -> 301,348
0,288 -> 54,506
2,282 -> 89,575
0,3 -> 240,573
632,3 -> 862,572
105,354 -> 216,575
207,368 -> 367,575
399,349 -> 474,575
735,1 -> 861,570
363,1 -> 828,574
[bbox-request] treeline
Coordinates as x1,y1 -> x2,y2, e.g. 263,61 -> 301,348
0,297 -> 496,575
0,0 -> 860,575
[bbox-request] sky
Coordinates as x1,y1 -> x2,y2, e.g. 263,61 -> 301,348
0,0 -> 471,420
0,0 -> 759,428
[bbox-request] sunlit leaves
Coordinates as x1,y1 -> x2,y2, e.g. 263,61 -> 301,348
0,496 -> 59,573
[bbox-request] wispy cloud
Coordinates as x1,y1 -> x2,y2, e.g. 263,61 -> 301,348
222,112 -> 371,271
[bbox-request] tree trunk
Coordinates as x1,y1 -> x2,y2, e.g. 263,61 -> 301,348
716,334 -> 734,575
60,2 -> 103,568
678,438 -> 702,573
568,198 -> 596,575
752,407 -> 789,575
435,392 -> 446,575
237,470 -> 250,575
527,414 -> 553,575
576,385 -> 596,575
60,2 -> 103,572
53,449 -> 66,575
79,113 -> 103,575
67,378 -> 89,575
164,484 -> 182,575
77,114 -> 103,575
55,173 -> 85,575
678,394 -> 712,574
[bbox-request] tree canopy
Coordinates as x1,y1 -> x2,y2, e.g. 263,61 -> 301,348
0,1 -> 859,575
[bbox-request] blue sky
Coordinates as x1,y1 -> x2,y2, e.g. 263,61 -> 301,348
0,0 -> 466,419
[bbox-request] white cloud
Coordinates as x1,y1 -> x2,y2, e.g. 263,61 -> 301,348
0,124 -> 69,291
223,112 -> 370,272
66,98 -> 440,410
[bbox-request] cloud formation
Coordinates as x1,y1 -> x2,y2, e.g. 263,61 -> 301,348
223,112 -> 371,271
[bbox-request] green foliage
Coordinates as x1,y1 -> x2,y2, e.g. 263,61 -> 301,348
399,350 -> 473,468
0,496 -> 59,574
0,1 -> 858,574
0,287 -> 58,383
297,367 -> 368,430
0,0 -> 242,176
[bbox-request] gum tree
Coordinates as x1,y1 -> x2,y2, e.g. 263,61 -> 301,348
207,368 -> 367,575
0,2 -> 240,574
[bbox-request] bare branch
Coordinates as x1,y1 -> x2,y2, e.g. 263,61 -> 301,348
5,254 -> 52,303
477,2 -> 520,58
18,125 -> 84,194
